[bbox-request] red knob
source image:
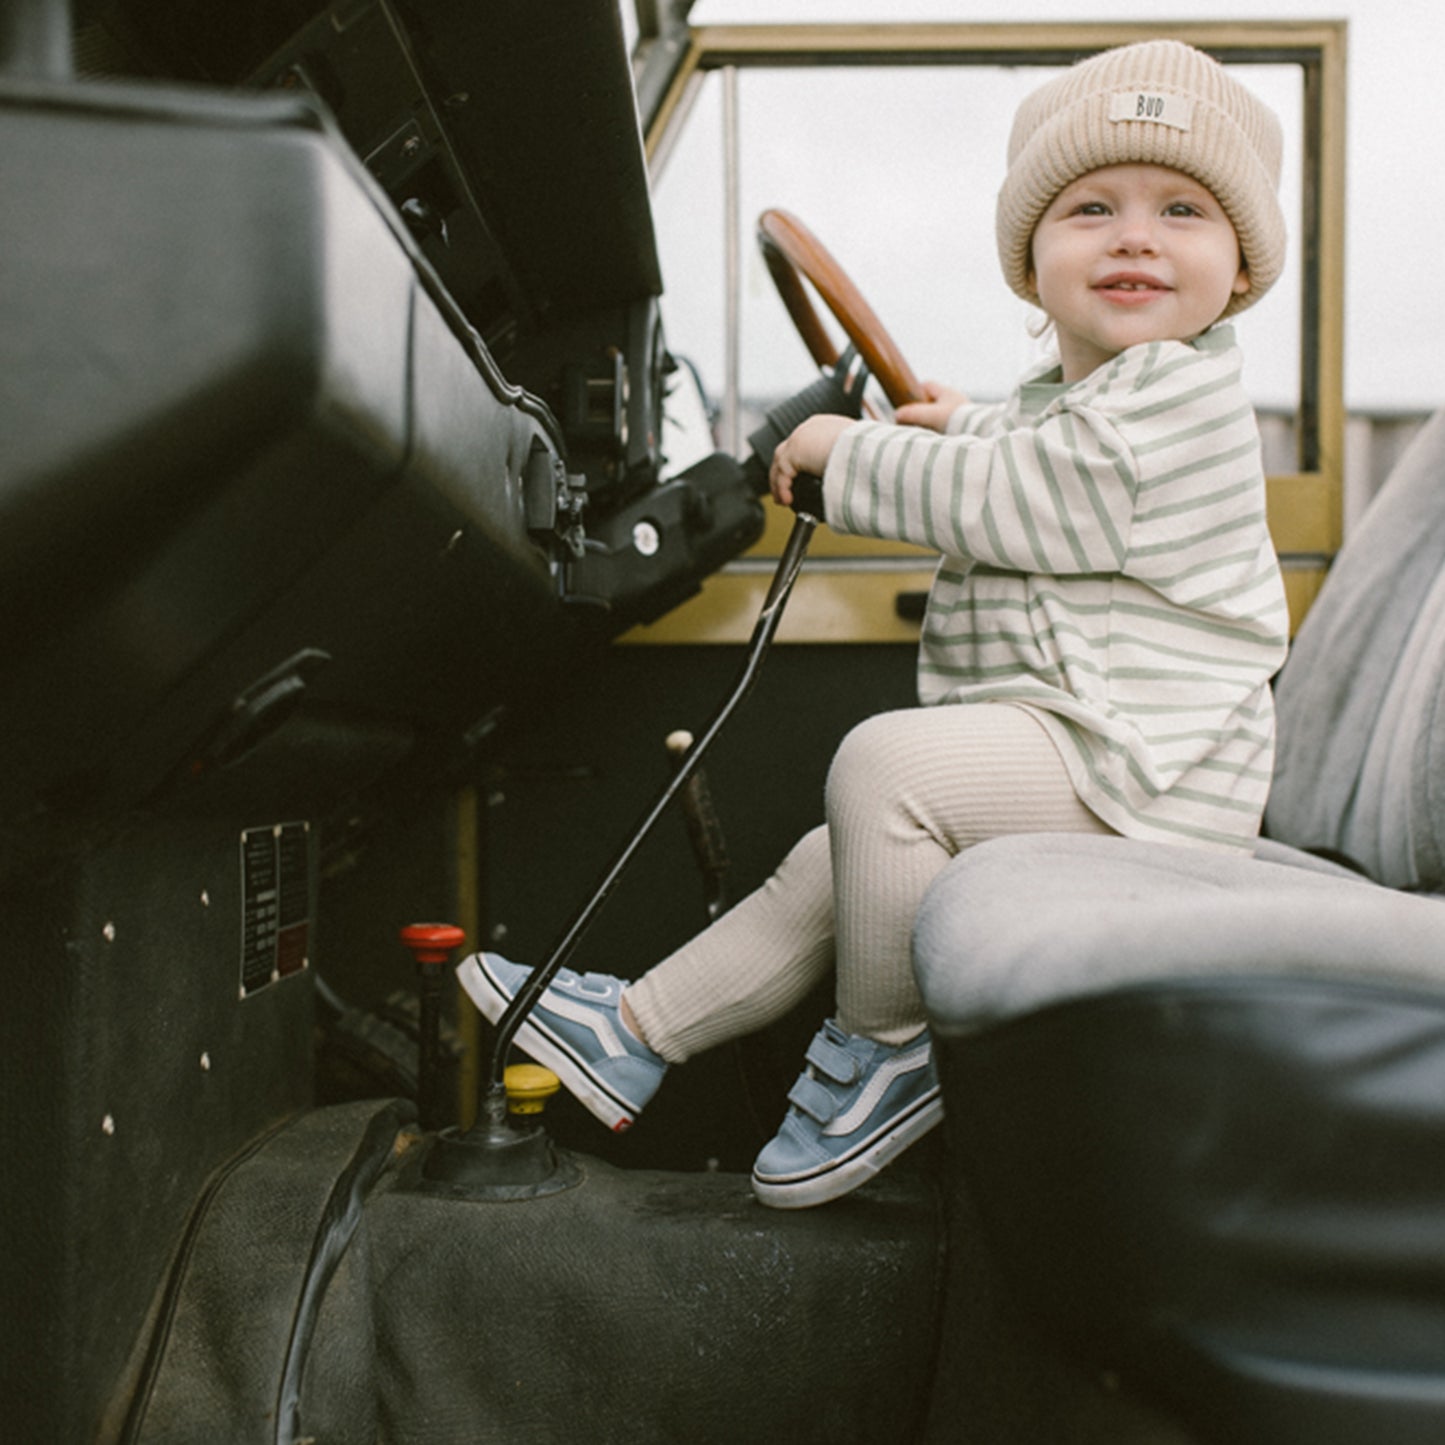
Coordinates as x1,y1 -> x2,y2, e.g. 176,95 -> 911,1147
399,922 -> 467,966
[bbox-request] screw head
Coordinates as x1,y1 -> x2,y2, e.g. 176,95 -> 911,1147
632,520 -> 661,557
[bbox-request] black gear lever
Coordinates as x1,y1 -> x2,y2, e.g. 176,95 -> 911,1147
422,506 -> 820,1198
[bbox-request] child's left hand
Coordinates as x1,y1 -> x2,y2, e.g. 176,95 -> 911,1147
769,413 -> 853,506
895,381 -> 970,433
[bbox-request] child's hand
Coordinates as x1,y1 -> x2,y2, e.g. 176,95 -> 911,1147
895,381 -> 969,433
769,413 -> 853,507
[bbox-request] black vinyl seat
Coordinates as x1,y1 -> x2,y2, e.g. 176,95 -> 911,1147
913,406 -> 1445,1444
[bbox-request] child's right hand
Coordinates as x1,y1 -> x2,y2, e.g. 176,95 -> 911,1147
769,413 -> 852,508
895,381 -> 969,433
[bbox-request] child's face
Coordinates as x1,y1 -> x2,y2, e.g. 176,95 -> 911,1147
1027,163 -> 1250,383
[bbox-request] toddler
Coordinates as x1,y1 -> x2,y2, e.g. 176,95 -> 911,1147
459,40 -> 1291,1208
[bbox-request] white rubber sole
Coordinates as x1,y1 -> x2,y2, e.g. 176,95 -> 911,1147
750,1089 -> 943,1209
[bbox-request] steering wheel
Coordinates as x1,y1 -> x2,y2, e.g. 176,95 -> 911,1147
757,208 -> 927,409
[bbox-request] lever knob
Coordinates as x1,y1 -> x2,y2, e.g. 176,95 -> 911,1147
399,922 -> 467,967
505,1063 -> 561,1116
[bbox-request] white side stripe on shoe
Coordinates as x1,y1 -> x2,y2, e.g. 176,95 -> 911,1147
541,991 -> 630,1061
826,1045 -> 932,1137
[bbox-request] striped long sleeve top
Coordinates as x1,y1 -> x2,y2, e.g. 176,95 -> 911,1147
820,325 -> 1290,852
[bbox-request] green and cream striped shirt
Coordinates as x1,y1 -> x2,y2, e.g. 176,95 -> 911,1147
821,326 -> 1289,852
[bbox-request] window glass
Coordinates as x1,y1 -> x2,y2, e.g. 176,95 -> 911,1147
654,62 -> 1303,422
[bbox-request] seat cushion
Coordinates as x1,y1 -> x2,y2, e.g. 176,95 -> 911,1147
913,833 -> 1445,1034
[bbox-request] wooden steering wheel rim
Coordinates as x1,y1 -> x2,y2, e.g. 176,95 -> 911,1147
757,207 -> 926,408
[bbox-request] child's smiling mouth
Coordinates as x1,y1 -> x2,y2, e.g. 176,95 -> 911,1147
1094,271 -> 1172,300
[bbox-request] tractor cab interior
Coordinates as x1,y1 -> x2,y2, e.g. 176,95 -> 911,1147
5,5 -> 1443,1444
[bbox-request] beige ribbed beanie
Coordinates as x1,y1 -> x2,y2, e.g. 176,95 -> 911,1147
996,40 -> 1286,318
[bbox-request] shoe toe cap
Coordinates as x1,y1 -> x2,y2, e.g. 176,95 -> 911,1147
752,1110 -> 833,1182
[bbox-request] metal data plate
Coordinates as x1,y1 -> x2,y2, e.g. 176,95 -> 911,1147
239,821 -> 313,997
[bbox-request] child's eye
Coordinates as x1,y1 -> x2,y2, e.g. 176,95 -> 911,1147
1074,201 -> 1110,216
1165,202 -> 1203,218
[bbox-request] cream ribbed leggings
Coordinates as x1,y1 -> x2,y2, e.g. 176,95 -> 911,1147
625,701 -> 1113,1062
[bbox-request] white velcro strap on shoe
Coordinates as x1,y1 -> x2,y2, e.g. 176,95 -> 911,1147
787,1073 -> 840,1126
805,1031 -> 861,1085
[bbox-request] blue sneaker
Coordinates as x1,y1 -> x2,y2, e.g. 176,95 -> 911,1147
751,1020 -> 942,1209
456,953 -> 666,1133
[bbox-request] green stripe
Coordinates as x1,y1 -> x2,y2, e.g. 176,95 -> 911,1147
838,428 -> 870,535
924,597 -> 1109,651
921,659 -> 1070,684
1129,516 -> 1265,563
1122,366 -> 1238,424
892,433 -> 920,540
1134,475 -> 1258,525
1033,426 -> 1094,570
1106,628 -> 1275,670
1132,400 -> 1256,460
980,483 -> 1024,569
845,425 -> 887,536
1001,439 -> 1053,571
986,582 -> 1282,650
1107,664 -> 1268,686
1061,412 -> 1134,564
1157,782 -> 1264,813
1157,755 -> 1275,783
920,630 -> 1110,678
1142,438 -> 1260,493
917,445 -> 943,552
927,592 -> 1040,616
944,444 -> 971,556
1148,722 -> 1275,749
1182,559 -> 1288,613
1091,697 -> 1266,717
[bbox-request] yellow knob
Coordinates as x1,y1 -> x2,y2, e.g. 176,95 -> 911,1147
505,1063 -> 561,1115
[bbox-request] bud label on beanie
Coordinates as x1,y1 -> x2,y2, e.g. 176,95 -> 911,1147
1108,90 -> 1195,132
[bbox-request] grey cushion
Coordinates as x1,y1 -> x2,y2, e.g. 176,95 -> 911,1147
1267,406 -> 1445,889
914,833 -> 1445,1033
